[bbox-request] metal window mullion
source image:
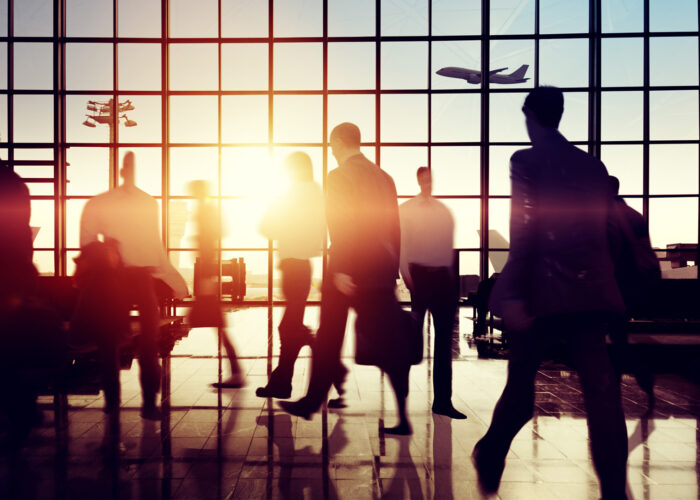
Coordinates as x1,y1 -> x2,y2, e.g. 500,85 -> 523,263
375,0 -> 381,166
54,0 -> 66,275
218,0 -> 223,297
7,0 -> 13,167
322,0 -> 329,279
697,3 -> 700,273
480,0 -> 490,280
111,0 -> 118,188
267,0 -> 274,305
427,0 -> 432,174
161,0 -> 169,249
589,0 -> 601,157
534,0 -> 540,88
642,0 -> 650,224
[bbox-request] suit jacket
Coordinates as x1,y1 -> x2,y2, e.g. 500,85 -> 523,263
326,153 -> 400,289
491,130 -> 624,318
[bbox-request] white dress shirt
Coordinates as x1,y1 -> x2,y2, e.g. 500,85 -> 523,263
80,185 -> 188,299
259,180 -> 326,262
399,195 -> 455,282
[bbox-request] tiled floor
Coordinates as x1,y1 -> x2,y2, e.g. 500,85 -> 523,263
1,306 -> 699,499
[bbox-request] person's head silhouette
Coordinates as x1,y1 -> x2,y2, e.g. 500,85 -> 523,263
120,151 -> 136,187
522,86 -> 564,143
284,151 -> 314,184
329,122 -> 361,164
416,166 -> 432,197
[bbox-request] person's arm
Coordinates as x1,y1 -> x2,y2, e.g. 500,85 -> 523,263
326,170 -> 356,278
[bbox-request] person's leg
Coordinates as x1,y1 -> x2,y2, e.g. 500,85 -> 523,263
382,362 -> 411,435
97,336 -> 120,413
567,315 -> 628,500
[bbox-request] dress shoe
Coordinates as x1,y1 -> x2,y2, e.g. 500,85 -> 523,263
278,399 -> 315,420
432,403 -> 467,420
256,384 -> 292,399
333,364 -> 348,397
472,439 -> 505,495
381,422 -> 412,435
211,373 -> 245,389
140,404 -> 162,421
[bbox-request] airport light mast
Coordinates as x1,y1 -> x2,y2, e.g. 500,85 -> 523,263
82,99 -> 137,186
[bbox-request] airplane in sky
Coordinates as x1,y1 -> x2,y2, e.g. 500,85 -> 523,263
436,64 -> 529,84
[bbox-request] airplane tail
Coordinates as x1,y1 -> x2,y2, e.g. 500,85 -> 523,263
508,64 -> 529,80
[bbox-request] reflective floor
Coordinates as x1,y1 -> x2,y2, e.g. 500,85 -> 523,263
2,306 -> 699,499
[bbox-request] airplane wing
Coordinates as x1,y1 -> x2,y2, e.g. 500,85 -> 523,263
436,67 -> 478,80
489,67 -> 508,75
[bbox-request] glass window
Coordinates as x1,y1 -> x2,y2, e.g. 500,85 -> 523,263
490,0 -> 534,35
381,42 -> 428,90
539,39 -> 589,88
489,92 -> 529,143
118,147 -> 163,196
13,95 -> 53,143
33,252 -> 55,275
170,0 -> 218,38
66,0 -> 112,37
431,41 -> 481,90
116,95 -> 161,144
15,0 -> 53,37
328,43 -> 375,90
602,38 -> 643,87
66,95 -> 117,143
381,0 -> 429,36
488,198 -> 510,248
273,95 -> 323,143
381,147 -> 428,197
601,145 -> 643,195
118,44 -> 161,91
443,198 -> 481,248
650,0 -> 698,32
222,199 -> 268,248
601,0 -> 643,33
649,198 -> 698,249
431,93 -> 480,143
650,90 -> 699,141
169,147 -> 219,196
431,146 -> 480,196
14,43 -> 53,90
118,0 -> 161,38
169,199 -> 197,250
650,144 -> 699,195
15,159 -> 54,196
0,96 -> 7,141
66,147 -> 110,196
328,0 -> 375,36
30,200 -> 55,249
380,94 -> 428,143
273,146 -> 323,188
490,145 -> 520,196
0,43 -> 6,89
540,0 -> 588,34
559,92 -> 588,142
274,43 -> 322,91
489,40 -> 534,89
222,95 -> 269,143
460,251 -> 480,277
66,199 -> 88,249
222,44 -> 268,91
650,37 -> 699,87
601,91 -> 643,141
222,147 -> 275,197
0,1 -> 5,37
222,0 -> 269,37
274,0 -> 322,37
432,0 -> 480,36
221,251 -> 269,301
169,96 -> 218,143
328,94 -> 376,143
66,44 -> 114,91
169,44 -> 219,91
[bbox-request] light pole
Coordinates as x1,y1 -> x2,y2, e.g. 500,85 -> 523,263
82,99 -> 137,187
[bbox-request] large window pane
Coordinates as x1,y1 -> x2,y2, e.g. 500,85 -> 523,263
328,43 -> 375,90
650,145 -> 699,195
539,39 -> 588,88
118,44 -> 161,91
66,0 -> 112,37
380,147 -> 428,196
443,199 -> 480,248
0,44 -> 6,89
488,198 -> 510,248
169,44 -> 219,91
650,37 -> 699,87
170,0 -> 218,38
432,0 -> 480,36
169,147 -> 219,196
381,42 -> 428,90
559,92 -> 588,142
602,0 -> 643,33
169,96 -> 218,143
66,44 -> 113,91
650,0 -> 698,32
66,95 -> 112,143
601,91 -> 643,141
601,145 -> 643,195
222,95 -> 269,143
15,0 -> 53,37
490,40 -> 534,89
222,199 -> 268,248
13,95 -> 53,143
381,0 -> 429,36
431,41 -> 481,90
328,94 -> 376,143
274,43 -> 322,90
222,147 -> 273,197
490,146 -> 520,195
602,38 -> 643,87
650,91 -> 699,141
273,96 -> 323,143
489,92 -> 528,143
431,146 -> 480,196
328,0 -> 375,36
540,0 -> 587,34
30,200 -> 55,249
116,95 -> 161,144
431,93 -> 480,142
649,198 -> 698,249
222,0 -> 268,37
118,0 -> 161,37
67,147 -> 109,196
66,199 -> 88,249
222,44 -> 268,91
274,0 -> 322,37
14,43 -> 53,90
490,0 -> 534,35
381,95 -> 428,143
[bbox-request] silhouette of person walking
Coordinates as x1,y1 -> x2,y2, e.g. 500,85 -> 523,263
472,87 -> 629,500
256,152 -> 325,399
188,180 -> 244,388
80,151 -> 188,419
280,122 -> 412,434
399,167 -> 466,420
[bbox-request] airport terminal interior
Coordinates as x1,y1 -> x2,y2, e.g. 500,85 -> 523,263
1,0 -> 700,499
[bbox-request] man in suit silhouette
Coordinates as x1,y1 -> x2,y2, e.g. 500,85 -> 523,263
473,87 -> 629,500
280,122 -> 412,434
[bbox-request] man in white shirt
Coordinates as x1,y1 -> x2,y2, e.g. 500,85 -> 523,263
80,152 -> 187,419
257,152 -> 326,399
399,167 -> 466,419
